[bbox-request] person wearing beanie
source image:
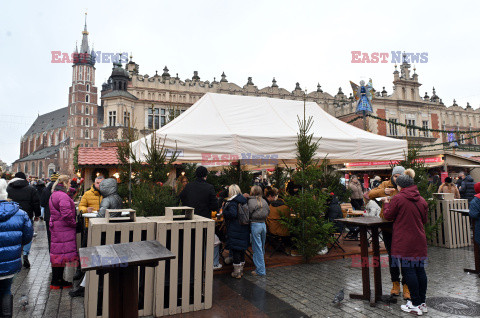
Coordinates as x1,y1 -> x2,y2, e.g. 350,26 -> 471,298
372,175 -> 382,189
468,183 -> 480,247
6,171 -> 41,269
14,172 -> 27,180
50,173 -> 60,182
368,165 -> 409,298
438,176 -> 460,199
179,166 -> 218,218
383,169 -> 428,315
0,179 -> 34,317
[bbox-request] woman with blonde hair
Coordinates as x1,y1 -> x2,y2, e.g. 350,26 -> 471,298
222,184 -> 249,278
175,175 -> 189,194
247,185 -> 270,276
49,175 -> 77,289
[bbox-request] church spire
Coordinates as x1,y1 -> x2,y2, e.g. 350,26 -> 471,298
74,12 -> 95,66
80,12 -> 89,53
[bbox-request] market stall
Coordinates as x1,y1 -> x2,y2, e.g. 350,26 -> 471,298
339,152 -> 480,182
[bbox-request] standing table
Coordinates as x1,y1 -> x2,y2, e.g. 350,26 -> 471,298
80,240 -> 175,318
451,209 -> 480,275
336,216 -> 396,307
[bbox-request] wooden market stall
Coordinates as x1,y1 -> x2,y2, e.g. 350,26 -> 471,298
77,147 -> 120,190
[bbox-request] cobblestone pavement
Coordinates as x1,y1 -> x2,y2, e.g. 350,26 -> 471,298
244,246 -> 480,317
10,221 -> 84,318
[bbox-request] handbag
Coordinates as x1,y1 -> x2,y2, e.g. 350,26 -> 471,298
76,211 -> 84,234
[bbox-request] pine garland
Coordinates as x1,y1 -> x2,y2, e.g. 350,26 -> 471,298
367,114 -> 480,134
346,116 -> 363,124
344,113 -> 480,150
419,133 -> 480,148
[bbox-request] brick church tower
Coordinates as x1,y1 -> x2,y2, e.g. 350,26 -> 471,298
67,13 -> 99,173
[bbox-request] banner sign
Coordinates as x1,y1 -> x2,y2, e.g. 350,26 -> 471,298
345,156 -> 443,167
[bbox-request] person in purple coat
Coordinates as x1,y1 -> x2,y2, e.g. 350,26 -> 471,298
48,175 -> 78,289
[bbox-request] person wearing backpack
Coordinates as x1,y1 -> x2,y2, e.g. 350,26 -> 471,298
223,184 -> 250,279
246,185 -> 270,276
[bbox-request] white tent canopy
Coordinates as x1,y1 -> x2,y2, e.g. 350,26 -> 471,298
130,93 -> 407,165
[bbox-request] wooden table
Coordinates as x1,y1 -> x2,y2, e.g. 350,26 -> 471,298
451,209 -> 480,275
336,217 -> 396,307
80,240 -> 175,318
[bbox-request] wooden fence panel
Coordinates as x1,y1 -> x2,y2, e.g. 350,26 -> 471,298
428,199 -> 471,249
84,217 -> 156,318
150,215 -> 215,317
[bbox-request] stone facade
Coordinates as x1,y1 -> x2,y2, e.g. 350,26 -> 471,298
336,56 -> 480,154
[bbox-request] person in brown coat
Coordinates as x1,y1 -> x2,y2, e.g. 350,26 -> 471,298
368,165 -> 410,299
265,189 -> 291,237
348,175 -> 364,210
438,177 -> 460,199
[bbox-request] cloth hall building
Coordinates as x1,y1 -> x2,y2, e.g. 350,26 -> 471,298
12,24 -> 480,177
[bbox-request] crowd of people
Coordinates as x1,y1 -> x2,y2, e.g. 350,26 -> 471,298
178,167 -> 294,278
1,164 -> 477,316
0,171 -> 123,309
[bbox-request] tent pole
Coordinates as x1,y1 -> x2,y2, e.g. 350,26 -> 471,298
362,110 -> 367,131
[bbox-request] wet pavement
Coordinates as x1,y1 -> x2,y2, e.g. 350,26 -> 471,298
11,221 -> 84,318
243,245 -> 480,317
10,220 -> 480,317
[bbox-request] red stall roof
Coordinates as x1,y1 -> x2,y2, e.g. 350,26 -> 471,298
78,147 -> 119,166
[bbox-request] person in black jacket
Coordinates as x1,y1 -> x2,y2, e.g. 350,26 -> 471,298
35,180 -> 46,220
6,172 -> 40,269
223,184 -> 249,278
326,194 -> 344,233
286,179 -> 300,196
40,173 -> 59,252
459,174 -> 476,202
179,166 -> 218,218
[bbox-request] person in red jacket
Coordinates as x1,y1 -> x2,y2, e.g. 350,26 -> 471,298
383,169 -> 428,316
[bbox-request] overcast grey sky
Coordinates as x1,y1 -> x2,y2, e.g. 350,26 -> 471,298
1,0 -> 479,165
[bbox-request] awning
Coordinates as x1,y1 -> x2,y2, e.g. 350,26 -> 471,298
446,164 -> 480,168
338,166 -> 392,171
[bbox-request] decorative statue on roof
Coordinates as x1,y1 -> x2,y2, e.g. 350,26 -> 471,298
349,78 -> 375,130
350,79 -> 374,114
447,130 -> 458,148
